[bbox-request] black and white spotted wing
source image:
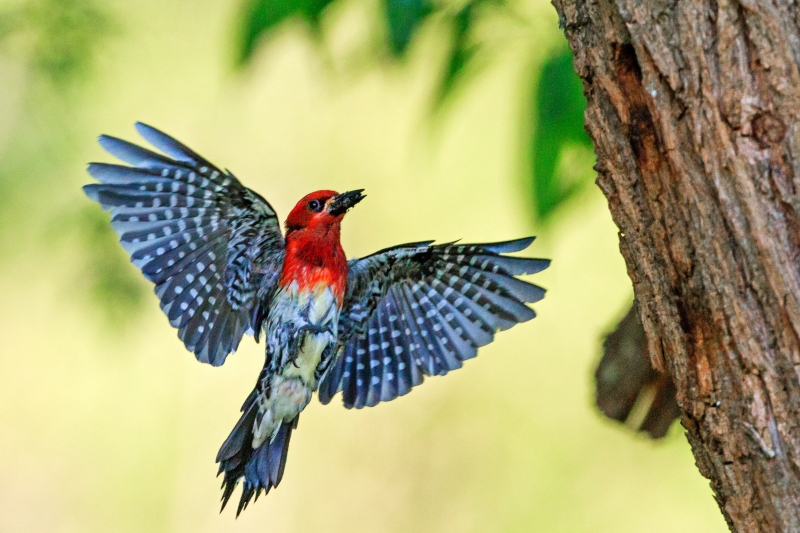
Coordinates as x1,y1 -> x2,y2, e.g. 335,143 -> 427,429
83,123 -> 285,366
318,238 -> 549,408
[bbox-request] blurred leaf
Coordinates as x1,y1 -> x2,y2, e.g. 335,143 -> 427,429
50,204 -> 147,331
434,2 -> 477,106
0,8 -> 24,40
0,0 -> 114,84
236,0 -> 334,66
236,0 -> 298,65
79,205 -> 147,329
530,47 -> 593,221
30,0 -> 112,83
385,0 -> 432,57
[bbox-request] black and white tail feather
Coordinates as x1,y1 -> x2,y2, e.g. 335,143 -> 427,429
215,384 -> 298,516
83,123 -> 550,516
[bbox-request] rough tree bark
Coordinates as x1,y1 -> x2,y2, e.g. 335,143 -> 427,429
551,0 -> 800,531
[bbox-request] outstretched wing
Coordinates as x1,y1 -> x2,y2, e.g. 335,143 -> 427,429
83,123 -> 285,366
318,238 -> 549,408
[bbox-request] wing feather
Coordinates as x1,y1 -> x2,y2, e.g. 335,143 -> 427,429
84,123 -> 285,366
387,288 -> 415,396
321,239 -> 549,408
376,304 -> 398,403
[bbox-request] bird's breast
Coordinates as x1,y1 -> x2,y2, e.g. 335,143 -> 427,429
273,280 -> 340,327
280,232 -> 348,303
267,281 -> 341,386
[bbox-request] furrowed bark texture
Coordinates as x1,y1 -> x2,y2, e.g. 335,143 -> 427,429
551,0 -> 800,530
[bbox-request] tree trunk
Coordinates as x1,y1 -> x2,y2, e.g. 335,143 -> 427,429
551,0 -> 800,531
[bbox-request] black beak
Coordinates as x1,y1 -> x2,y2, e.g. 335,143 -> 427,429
328,189 -> 365,216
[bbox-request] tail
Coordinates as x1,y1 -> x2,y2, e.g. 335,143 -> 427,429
216,391 -> 298,516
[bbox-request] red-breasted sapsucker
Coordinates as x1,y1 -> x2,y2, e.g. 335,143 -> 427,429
84,123 -> 550,516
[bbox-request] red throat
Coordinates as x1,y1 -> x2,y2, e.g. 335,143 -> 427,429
279,190 -> 351,302
279,218 -> 348,302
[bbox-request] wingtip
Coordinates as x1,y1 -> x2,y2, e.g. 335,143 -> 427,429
96,134 -> 137,161
82,183 -> 100,202
134,121 -> 156,137
518,235 -> 537,248
525,284 -> 547,304
85,162 -> 103,180
482,236 -> 536,254
96,134 -> 114,149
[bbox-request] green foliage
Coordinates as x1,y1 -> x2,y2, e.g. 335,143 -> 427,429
385,0 -> 485,107
0,0 -> 599,324
435,2 -> 477,105
0,0 -> 113,84
234,0 -> 596,224
235,0 -> 436,65
530,47 -> 593,221
234,0 -> 482,106
385,0 -> 432,56
235,0 -> 335,65
57,205 -> 148,330
0,0 -> 131,324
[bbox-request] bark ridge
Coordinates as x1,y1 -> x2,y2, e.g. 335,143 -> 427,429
552,0 -> 800,530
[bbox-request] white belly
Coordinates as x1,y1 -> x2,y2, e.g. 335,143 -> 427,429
272,281 -> 339,385
282,329 -> 335,385
252,282 -> 340,447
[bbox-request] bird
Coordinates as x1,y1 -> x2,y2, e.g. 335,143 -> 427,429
83,123 -> 550,516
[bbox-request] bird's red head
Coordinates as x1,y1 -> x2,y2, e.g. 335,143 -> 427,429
280,189 -> 365,300
284,189 -> 365,235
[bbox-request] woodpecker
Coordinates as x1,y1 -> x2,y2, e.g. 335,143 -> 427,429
83,123 -> 550,516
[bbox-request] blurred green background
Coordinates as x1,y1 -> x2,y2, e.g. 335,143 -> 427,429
0,0 -> 726,531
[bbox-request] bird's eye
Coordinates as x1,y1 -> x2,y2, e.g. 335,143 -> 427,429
308,199 -> 323,212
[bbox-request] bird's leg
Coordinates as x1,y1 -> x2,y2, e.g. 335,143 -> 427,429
288,324 -> 330,367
